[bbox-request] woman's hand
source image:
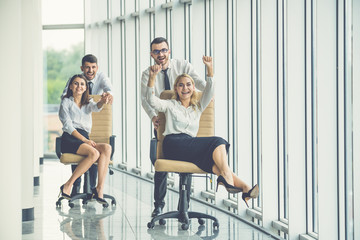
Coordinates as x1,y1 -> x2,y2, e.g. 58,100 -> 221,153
84,139 -> 96,147
96,94 -> 110,109
148,64 -> 162,87
202,56 -> 213,77
101,92 -> 113,104
100,94 -> 110,104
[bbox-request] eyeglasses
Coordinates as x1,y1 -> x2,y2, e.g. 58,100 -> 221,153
151,48 -> 169,55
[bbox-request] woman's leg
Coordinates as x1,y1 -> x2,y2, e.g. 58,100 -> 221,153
93,143 -> 111,198
62,144 -> 100,195
212,145 -> 251,192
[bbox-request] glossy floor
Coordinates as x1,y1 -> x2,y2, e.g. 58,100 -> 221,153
22,159 -> 274,240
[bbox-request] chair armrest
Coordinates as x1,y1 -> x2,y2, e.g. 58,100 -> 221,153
109,135 -> 116,160
55,137 -> 62,159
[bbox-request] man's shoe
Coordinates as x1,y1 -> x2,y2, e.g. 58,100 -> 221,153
151,206 -> 163,218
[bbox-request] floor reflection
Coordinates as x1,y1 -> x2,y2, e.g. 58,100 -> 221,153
22,160 -> 275,240
146,224 -> 219,239
57,205 -> 115,240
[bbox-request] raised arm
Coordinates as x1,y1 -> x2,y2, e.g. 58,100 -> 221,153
203,56 -> 213,77
146,64 -> 171,113
199,56 -> 215,111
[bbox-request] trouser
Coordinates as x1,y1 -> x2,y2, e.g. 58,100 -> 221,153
154,171 -> 192,209
72,164 -> 98,191
152,129 -> 192,209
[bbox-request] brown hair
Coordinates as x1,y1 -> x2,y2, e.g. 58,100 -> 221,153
64,74 -> 90,106
173,73 -> 199,109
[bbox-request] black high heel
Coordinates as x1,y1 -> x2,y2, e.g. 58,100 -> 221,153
92,188 -> 108,205
216,175 -> 243,194
59,184 -> 71,200
242,184 -> 259,207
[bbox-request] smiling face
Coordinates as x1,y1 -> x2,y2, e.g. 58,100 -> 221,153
150,42 -> 171,68
69,76 -> 87,97
81,61 -> 98,80
175,76 -> 195,103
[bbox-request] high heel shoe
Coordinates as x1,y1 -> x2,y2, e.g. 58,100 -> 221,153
92,188 -> 108,205
59,184 -> 71,200
216,175 -> 243,194
242,184 -> 259,207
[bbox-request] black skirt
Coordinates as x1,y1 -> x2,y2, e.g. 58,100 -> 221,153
163,133 -> 230,173
61,128 -> 89,154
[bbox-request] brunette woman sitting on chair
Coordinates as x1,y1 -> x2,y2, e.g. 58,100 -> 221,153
146,56 -> 259,207
58,74 -> 112,205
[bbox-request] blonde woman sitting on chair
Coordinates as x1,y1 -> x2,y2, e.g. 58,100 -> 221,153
146,56 -> 259,207
58,74 -> 111,205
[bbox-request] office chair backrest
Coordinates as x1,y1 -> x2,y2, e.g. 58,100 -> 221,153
157,90 -> 214,159
89,95 -> 112,144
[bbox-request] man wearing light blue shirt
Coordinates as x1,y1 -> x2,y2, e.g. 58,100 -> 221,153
61,54 -> 113,196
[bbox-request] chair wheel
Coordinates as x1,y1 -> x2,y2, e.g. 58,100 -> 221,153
56,201 -> 61,208
198,218 -> 205,225
181,223 -> 189,230
68,202 -> 75,208
159,219 -> 166,225
213,221 -> 219,229
147,222 -> 154,229
111,199 -> 116,206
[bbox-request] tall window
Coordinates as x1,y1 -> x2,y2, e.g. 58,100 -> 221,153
42,0 -> 84,155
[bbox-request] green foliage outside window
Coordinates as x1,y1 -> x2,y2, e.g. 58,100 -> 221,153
44,42 -> 84,104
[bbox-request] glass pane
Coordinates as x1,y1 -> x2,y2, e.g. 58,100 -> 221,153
42,0 -> 84,25
43,29 -> 84,154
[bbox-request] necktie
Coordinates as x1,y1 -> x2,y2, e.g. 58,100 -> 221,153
162,69 -> 170,90
88,81 -> 93,94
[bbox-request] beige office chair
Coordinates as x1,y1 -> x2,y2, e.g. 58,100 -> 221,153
55,95 -> 116,208
147,90 -> 219,230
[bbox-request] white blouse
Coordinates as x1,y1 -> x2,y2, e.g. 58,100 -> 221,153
58,97 -> 102,135
147,77 -> 214,137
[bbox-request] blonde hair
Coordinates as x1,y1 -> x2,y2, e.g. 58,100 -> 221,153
173,73 -> 199,109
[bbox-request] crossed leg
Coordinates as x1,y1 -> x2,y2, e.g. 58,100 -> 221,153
211,144 -> 251,193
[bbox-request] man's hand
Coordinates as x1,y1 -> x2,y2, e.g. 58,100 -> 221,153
152,116 -> 160,130
202,56 -> 213,77
102,92 -> 113,104
100,94 -> 111,105
149,64 -> 162,78
148,64 -> 162,87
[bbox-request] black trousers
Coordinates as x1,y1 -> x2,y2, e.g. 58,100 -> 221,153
153,171 -> 192,209
153,129 -> 192,209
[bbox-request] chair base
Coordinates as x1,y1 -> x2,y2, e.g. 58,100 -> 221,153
56,193 -> 116,208
55,171 -> 116,209
147,173 -> 219,230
